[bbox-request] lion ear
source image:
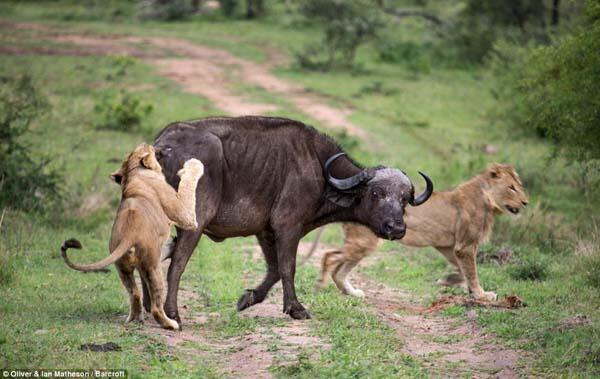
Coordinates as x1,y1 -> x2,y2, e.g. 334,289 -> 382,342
140,152 -> 154,170
488,163 -> 502,179
110,170 -> 123,184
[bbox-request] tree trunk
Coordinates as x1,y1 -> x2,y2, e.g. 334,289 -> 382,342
552,0 -> 560,26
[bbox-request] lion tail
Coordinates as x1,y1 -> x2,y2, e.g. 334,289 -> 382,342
60,238 -> 132,273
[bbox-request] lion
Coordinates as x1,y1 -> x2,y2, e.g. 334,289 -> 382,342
316,163 -> 528,301
61,143 -> 204,330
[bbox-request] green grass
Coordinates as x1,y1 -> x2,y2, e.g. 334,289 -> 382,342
1,1 -> 600,377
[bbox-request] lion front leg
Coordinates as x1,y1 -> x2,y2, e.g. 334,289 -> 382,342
167,159 -> 204,229
455,246 -> 497,301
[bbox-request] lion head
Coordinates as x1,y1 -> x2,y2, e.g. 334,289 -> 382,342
110,143 -> 162,185
484,163 -> 528,215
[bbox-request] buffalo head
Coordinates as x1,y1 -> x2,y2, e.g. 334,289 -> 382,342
324,153 -> 433,240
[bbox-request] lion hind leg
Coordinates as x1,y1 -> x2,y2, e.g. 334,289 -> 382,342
333,260 -> 364,298
140,259 -> 180,330
116,261 -> 143,323
316,250 -> 344,290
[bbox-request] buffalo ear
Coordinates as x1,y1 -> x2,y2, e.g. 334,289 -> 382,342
324,187 -> 358,208
110,170 -> 123,184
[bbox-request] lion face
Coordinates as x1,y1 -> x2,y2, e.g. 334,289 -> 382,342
110,143 -> 162,185
485,163 -> 528,215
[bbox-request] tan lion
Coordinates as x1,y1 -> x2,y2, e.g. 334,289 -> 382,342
61,143 -> 204,330
316,163 -> 528,301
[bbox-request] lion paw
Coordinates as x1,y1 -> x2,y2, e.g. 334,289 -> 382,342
347,288 -> 365,298
474,291 -> 498,302
179,159 -> 204,178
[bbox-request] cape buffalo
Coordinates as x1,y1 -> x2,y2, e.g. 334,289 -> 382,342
153,116 -> 433,322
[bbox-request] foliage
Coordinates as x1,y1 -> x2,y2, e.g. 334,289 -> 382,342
376,36 -> 432,74
218,0 -> 264,18
490,0 -> 600,162
444,0 -> 549,65
94,90 -> 153,132
137,0 -> 191,21
0,75 -> 61,212
581,251 -> 600,288
218,0 -> 238,17
508,248 -> 549,281
106,56 -> 136,80
296,0 -> 383,70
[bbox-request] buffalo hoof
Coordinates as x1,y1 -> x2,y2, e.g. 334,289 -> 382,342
165,309 -> 182,326
284,302 -> 311,320
237,289 -> 262,311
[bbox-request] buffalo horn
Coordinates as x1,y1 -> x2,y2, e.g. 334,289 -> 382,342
409,171 -> 433,206
324,152 -> 369,191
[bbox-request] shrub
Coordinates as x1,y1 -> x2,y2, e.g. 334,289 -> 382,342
94,90 -> 153,132
0,75 -> 61,212
218,0 -> 238,17
137,0 -> 191,21
296,0 -> 383,70
376,37 -> 432,74
106,56 -> 136,80
508,249 -> 549,281
490,0 -> 600,162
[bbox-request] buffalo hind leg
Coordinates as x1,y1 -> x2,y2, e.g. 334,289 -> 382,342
164,228 -> 202,325
237,230 -> 280,311
276,231 -> 310,320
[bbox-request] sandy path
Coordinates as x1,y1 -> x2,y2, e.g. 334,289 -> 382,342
351,273 -> 524,378
2,22 -> 368,139
138,242 -> 332,378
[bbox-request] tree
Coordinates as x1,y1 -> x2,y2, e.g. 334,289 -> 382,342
296,0 -> 383,70
498,0 -> 600,161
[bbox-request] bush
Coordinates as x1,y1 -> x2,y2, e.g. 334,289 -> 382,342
296,0 -> 383,70
94,90 -> 153,132
137,0 -> 191,21
376,37 -> 432,74
0,75 -> 61,212
443,0 -> 549,65
490,0 -> 600,162
218,0 -> 238,17
508,249 -> 549,281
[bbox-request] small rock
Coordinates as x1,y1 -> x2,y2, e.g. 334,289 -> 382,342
35,329 -> 48,335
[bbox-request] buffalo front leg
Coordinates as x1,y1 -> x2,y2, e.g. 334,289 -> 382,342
455,245 -> 497,301
164,228 -> 202,324
276,233 -> 310,320
237,230 -> 280,311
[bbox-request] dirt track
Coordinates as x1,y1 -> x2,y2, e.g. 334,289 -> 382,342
4,21 -> 368,140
